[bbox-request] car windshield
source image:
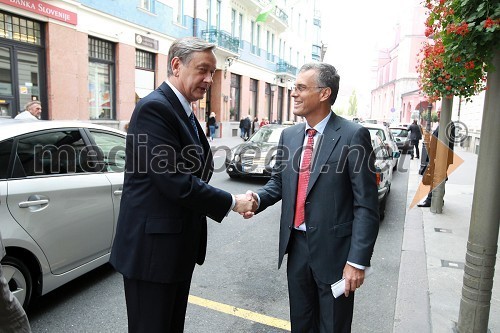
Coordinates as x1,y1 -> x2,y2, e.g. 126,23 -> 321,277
249,126 -> 284,143
390,128 -> 409,137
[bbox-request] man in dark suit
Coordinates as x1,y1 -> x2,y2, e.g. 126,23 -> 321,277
109,37 -> 255,333
244,63 -> 380,332
408,119 -> 422,159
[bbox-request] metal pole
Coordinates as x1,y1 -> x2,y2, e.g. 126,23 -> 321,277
430,97 -> 452,213
420,103 -> 433,172
457,51 -> 500,332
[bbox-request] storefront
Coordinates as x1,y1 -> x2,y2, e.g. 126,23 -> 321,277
0,10 -> 47,118
0,0 -> 77,119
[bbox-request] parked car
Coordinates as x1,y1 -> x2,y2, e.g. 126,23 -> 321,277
0,119 -> 125,308
370,133 -> 400,220
390,126 -> 414,154
226,124 -> 291,178
362,123 -> 399,170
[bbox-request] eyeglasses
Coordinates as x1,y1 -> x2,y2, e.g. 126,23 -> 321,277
291,85 -> 326,92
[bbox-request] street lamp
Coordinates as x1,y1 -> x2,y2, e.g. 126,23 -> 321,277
420,103 -> 433,171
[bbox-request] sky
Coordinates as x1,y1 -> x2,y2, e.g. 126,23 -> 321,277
320,0 -> 403,116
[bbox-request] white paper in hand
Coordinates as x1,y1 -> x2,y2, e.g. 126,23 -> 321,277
331,267 -> 373,298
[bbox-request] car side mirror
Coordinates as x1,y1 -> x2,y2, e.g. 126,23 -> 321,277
393,151 -> 401,159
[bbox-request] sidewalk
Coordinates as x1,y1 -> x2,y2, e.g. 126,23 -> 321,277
395,148 -> 500,332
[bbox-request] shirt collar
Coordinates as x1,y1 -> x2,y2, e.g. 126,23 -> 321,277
165,79 -> 192,117
305,111 -> 332,135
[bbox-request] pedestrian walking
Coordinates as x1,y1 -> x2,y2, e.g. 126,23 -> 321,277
408,119 -> 422,159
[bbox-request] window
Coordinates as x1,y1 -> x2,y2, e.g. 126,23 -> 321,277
136,50 -> 154,70
230,73 -> 241,121
0,139 -> 13,179
251,21 -> 255,54
15,130 -> 92,176
238,13 -> 243,48
139,0 -> 151,11
0,11 -> 42,45
231,9 -> 236,37
88,37 -> 115,120
89,130 -> 126,172
266,31 -> 271,61
249,79 -> 258,116
176,0 -> 184,25
135,50 -> 155,101
256,25 -> 261,56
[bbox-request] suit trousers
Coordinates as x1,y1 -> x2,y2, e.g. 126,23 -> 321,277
123,276 -> 192,333
287,230 -> 354,333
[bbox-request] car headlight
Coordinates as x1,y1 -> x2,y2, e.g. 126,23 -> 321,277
234,154 -> 240,162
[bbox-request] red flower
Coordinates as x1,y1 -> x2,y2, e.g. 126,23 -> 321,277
465,61 -> 475,69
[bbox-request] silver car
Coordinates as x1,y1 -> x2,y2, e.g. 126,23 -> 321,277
0,119 -> 125,307
362,123 -> 399,170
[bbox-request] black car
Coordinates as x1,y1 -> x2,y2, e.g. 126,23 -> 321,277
390,126 -> 414,154
225,124 -> 290,178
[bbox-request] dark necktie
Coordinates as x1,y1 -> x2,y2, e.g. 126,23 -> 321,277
293,128 -> 317,228
189,112 -> 199,140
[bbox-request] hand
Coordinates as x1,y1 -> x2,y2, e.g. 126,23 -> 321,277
241,190 -> 258,219
232,191 -> 257,214
342,264 -> 365,297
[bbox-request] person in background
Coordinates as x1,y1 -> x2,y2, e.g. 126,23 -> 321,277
14,101 -> 41,120
207,112 -> 217,142
243,62 -> 379,333
0,231 -> 31,333
109,37 -> 256,333
407,119 -> 422,159
242,115 -> 252,140
239,117 -> 245,139
252,117 -> 260,134
260,117 -> 269,128
418,120 -> 455,207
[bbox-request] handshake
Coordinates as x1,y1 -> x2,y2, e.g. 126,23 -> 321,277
231,191 -> 258,219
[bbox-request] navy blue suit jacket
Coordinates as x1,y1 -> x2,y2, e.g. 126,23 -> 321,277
110,82 -> 232,283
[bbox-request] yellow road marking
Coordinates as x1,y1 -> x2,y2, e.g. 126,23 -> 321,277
188,295 -> 291,331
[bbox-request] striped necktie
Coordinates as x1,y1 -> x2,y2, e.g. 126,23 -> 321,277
189,112 -> 200,140
293,128 -> 317,228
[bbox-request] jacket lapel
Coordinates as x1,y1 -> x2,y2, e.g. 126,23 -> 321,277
159,82 -> 212,181
288,123 -> 306,199
307,113 -> 341,195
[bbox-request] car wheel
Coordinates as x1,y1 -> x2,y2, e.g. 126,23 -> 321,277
1,256 -> 32,308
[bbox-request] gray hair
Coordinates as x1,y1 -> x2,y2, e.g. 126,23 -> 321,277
167,37 -> 216,77
299,63 -> 340,105
25,100 -> 41,111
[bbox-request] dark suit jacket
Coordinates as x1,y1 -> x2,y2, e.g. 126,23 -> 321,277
256,113 -> 379,284
110,82 -> 232,283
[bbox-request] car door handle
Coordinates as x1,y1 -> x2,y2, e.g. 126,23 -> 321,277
113,190 -> 122,196
19,199 -> 49,208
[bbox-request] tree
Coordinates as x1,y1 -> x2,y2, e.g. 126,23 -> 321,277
347,90 -> 358,116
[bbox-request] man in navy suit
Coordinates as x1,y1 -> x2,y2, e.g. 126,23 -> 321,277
110,37 -> 255,332
244,63 -> 380,332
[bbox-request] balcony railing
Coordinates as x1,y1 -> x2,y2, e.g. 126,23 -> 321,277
201,29 -> 239,53
273,6 -> 288,25
258,0 -> 288,26
276,61 -> 297,76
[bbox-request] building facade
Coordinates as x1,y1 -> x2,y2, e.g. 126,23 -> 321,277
370,0 -> 428,125
0,0 -> 322,136
370,0 -> 484,154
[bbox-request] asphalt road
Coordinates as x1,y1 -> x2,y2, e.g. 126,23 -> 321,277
27,152 -> 411,333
